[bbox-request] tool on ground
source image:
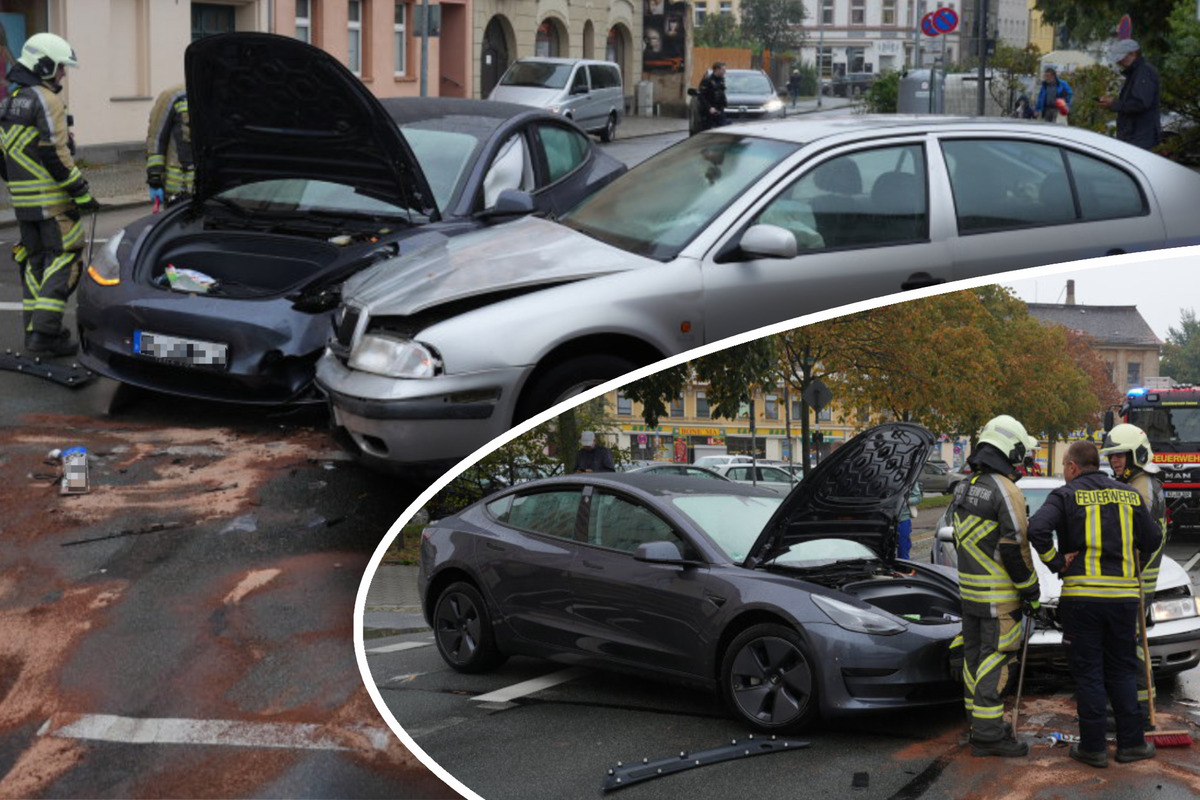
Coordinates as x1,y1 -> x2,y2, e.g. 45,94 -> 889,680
1011,611 -> 1034,736
1138,559 -> 1193,747
601,735 -> 810,792
0,350 -> 94,387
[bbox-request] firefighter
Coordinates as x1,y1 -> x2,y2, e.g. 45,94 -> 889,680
1100,423 -> 1167,725
0,32 -> 98,356
1027,440 -> 1160,767
145,84 -> 193,207
951,414 -> 1041,757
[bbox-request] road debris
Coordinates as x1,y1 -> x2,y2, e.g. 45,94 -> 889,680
601,735 -> 810,792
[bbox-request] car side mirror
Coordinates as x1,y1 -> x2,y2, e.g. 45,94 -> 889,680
687,87 -> 698,97
479,189 -> 536,221
739,224 -> 798,259
634,541 -> 688,564
936,526 -> 954,544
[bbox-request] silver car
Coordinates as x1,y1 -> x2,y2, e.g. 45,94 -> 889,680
488,58 -> 624,142
316,116 -> 1200,473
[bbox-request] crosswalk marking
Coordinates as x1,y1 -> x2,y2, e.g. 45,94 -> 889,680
470,667 -> 588,704
367,640 -> 432,655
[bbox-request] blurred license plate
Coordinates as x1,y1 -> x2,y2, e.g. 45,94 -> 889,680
134,330 -> 228,369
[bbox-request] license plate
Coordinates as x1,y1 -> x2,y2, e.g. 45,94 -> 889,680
134,330 -> 228,369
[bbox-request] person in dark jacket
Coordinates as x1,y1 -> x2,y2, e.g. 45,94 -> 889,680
1027,440 -> 1161,768
786,69 -> 802,107
696,62 -> 728,131
1034,68 -> 1072,123
1099,39 -> 1160,150
574,431 -> 615,473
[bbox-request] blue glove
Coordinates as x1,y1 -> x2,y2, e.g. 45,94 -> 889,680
149,187 -> 165,206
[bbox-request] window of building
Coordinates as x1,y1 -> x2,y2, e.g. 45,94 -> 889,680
348,0 -> 363,74
296,0 -> 312,42
851,0 -> 865,25
821,0 -> 833,25
1105,362 -> 1114,384
764,394 -> 779,420
695,1 -> 707,23
719,1 -> 732,15
847,46 -> 866,71
818,406 -> 832,422
617,392 -> 633,416
1127,362 -> 1141,386
817,46 -> 834,77
394,3 -> 408,76
791,399 -> 803,420
670,393 -> 684,417
696,391 -> 710,418
882,0 -> 896,25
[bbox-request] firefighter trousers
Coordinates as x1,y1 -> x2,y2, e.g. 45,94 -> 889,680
962,606 -> 1024,742
17,213 -> 84,336
1061,599 -> 1144,752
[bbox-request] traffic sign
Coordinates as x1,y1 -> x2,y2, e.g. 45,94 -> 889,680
921,11 -> 940,37
1117,14 -> 1132,39
933,8 -> 959,34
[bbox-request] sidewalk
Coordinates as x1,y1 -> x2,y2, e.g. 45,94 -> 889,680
363,563 -> 429,639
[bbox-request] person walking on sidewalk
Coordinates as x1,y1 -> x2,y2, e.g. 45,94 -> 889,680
0,33 -> 99,356
145,84 -> 194,208
696,62 -> 728,132
787,70 -> 802,108
1034,68 -> 1072,124
1027,440 -> 1161,768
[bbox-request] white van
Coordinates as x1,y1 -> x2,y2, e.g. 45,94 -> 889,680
488,58 -> 623,142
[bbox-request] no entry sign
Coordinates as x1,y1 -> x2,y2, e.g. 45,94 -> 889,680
921,7 -> 959,36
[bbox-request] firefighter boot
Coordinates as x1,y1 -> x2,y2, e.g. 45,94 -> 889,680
971,737 -> 1029,757
27,330 -> 79,357
1069,744 -> 1108,768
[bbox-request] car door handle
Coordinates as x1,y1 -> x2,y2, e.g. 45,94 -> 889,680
581,559 -> 605,570
1105,248 -> 1125,256
902,272 -> 946,291
485,542 -> 506,551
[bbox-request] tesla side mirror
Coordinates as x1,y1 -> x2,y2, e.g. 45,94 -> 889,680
739,224 -> 798,259
687,87 -> 698,97
479,189 -> 536,221
634,541 -> 687,564
1103,410 -> 1114,432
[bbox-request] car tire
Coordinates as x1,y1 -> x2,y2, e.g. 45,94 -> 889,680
600,113 -> 618,143
720,623 -> 820,733
432,581 -> 507,673
516,354 -> 640,422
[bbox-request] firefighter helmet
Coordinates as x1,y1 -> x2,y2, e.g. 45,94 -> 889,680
1099,423 -> 1160,474
977,415 -> 1038,465
18,33 -> 79,81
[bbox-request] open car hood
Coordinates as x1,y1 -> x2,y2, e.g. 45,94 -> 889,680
185,33 -> 438,219
744,423 -> 935,567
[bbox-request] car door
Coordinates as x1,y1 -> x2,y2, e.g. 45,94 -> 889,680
937,135 -> 1167,280
476,487 -> 588,649
528,121 -> 601,216
699,139 -> 954,343
565,65 -> 596,130
564,486 -> 712,675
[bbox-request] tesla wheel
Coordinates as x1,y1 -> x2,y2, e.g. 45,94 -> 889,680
600,113 -> 617,143
720,623 -> 819,733
432,582 -> 507,673
516,355 -> 639,422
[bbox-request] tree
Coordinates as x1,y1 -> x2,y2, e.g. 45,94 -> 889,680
987,43 -> 1043,115
694,14 -> 750,49
1034,0 -> 1176,53
1161,308 -> 1200,384
739,0 -> 805,57
1157,4 -> 1200,164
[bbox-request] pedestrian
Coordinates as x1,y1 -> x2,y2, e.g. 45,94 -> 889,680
949,414 -> 1041,757
787,69 -> 802,108
897,478 -> 923,560
1027,440 -> 1161,767
1012,93 -> 1034,120
1099,423 -> 1167,723
0,33 -> 99,357
574,431 -> 615,473
146,84 -> 194,209
1034,67 -> 1072,124
696,61 -> 728,132
1099,39 -> 1160,150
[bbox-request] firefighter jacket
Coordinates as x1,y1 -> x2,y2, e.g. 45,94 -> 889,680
1027,469 -> 1161,603
0,62 -> 90,221
950,471 -> 1040,616
145,85 -> 193,196
1128,470 -> 1167,596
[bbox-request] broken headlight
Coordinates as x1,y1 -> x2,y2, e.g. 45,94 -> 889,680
348,334 -> 441,378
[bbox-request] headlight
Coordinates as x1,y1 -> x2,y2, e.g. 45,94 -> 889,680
1150,596 -> 1200,623
86,228 -> 124,286
348,334 -> 441,378
811,594 -> 905,635
549,105 -> 562,115
764,98 -> 784,112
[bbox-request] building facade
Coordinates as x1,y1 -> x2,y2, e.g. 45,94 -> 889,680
797,0 -> 964,78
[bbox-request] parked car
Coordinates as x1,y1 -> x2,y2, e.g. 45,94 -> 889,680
688,68 -> 785,135
710,462 -> 800,495
692,454 -> 755,469
822,72 -> 879,98
488,57 -> 624,142
931,476 -> 1200,676
317,115 -> 1200,472
918,461 -> 967,494
418,423 -> 961,732
626,463 -> 732,480
75,33 -> 625,405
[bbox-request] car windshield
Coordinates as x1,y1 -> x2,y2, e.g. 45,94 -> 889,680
218,180 -> 419,219
500,61 -> 573,89
670,493 -> 781,562
561,133 -> 800,260
726,72 -> 773,94
401,121 -> 491,213
1127,407 -> 1200,450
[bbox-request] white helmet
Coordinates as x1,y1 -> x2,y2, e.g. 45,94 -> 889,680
977,415 -> 1038,465
1099,423 -> 1160,474
18,33 -> 78,80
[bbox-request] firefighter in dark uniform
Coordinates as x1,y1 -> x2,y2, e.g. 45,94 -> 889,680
1100,423 -> 1167,726
951,414 -> 1041,757
0,33 -> 98,356
145,84 -> 193,206
1028,440 -> 1161,768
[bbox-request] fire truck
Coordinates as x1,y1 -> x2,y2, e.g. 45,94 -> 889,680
1111,384 -> 1200,536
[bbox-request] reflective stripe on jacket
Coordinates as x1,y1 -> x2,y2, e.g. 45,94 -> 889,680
1128,471 -> 1166,595
145,85 -> 194,196
951,472 -> 1038,616
1028,470 -> 1161,602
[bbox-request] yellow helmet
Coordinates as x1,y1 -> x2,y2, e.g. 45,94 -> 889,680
977,415 -> 1038,465
1099,423 -> 1160,474
18,33 -> 78,80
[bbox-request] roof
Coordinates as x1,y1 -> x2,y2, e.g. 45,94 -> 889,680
1027,303 -> 1161,348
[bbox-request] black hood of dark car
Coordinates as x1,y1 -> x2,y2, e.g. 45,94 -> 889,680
185,32 -> 438,219
744,423 -> 935,567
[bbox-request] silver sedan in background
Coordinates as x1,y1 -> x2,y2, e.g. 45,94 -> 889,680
317,116 -> 1200,473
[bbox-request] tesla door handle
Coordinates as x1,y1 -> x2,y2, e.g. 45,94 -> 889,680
901,272 -> 946,291
581,559 -> 605,570
1105,248 -> 1126,256
485,542 -> 506,551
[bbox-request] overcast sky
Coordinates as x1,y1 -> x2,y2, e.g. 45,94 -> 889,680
1002,247 -> 1200,343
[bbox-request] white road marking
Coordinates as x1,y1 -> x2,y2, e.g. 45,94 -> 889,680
39,713 -> 390,751
403,716 -> 470,738
367,640 -> 432,655
383,672 -> 427,684
470,667 -> 589,704
1184,551 -> 1200,573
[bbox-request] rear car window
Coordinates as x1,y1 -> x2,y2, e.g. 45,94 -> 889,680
498,489 -> 583,539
